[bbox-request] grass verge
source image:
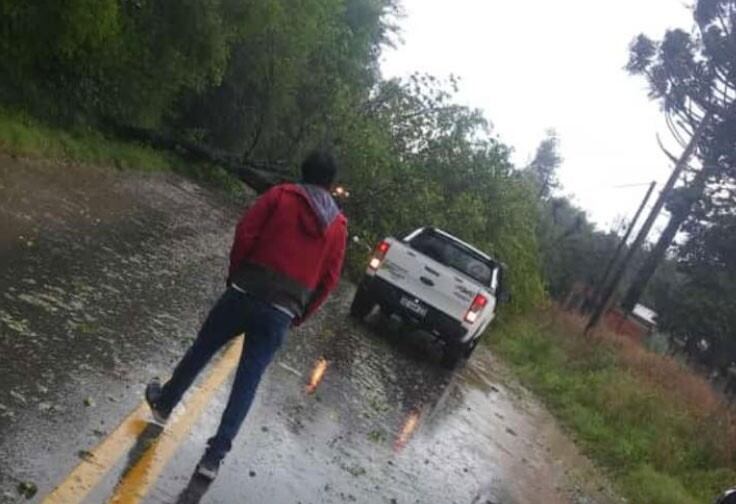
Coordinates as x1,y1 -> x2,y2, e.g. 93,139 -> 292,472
0,108 -> 243,194
489,309 -> 736,504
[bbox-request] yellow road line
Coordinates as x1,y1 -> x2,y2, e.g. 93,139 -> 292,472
107,338 -> 242,504
42,337 -> 242,504
42,404 -> 150,503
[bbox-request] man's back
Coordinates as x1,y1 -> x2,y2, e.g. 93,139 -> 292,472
229,183 -> 348,323
247,184 -> 346,287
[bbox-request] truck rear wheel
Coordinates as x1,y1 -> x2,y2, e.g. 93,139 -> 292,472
441,342 -> 465,370
350,287 -> 376,320
464,337 -> 480,358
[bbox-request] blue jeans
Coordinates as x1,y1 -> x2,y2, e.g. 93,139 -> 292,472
158,288 -> 291,459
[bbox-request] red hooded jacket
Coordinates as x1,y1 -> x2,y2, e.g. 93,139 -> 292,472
228,184 -> 347,324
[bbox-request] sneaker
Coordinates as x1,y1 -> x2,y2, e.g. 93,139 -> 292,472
195,452 -> 222,481
145,380 -> 171,424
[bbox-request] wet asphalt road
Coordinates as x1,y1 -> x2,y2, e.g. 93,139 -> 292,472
0,157 -> 620,504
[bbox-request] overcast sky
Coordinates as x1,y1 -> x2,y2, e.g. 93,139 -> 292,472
380,0 -> 695,230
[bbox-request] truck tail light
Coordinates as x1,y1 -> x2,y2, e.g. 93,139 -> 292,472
464,294 -> 488,324
368,241 -> 390,270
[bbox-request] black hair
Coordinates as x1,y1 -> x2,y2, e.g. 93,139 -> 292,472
301,150 -> 337,189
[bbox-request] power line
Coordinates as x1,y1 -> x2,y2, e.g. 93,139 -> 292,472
610,182 -> 661,189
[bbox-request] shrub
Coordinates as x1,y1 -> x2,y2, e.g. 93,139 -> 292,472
490,308 -> 736,503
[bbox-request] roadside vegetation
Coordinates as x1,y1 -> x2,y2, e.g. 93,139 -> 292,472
492,310 -> 736,504
0,108 -> 167,169
0,108 -> 242,193
504,7 -> 736,501
0,0 -> 547,312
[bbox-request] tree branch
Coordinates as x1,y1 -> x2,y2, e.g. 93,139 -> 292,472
657,132 -> 681,163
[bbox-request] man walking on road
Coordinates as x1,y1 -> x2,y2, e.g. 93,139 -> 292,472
145,151 -> 347,480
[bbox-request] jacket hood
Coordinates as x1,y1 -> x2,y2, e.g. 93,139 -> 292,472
290,184 -> 341,236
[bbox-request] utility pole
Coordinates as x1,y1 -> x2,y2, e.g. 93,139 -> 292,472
588,181 -> 656,312
620,166 -> 710,313
584,117 -> 708,335
619,113 -> 712,314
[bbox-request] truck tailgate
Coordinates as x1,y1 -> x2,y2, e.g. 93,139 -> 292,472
376,240 -> 476,321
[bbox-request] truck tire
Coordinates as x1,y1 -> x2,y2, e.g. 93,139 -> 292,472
464,337 -> 480,358
350,287 -> 376,320
441,342 -> 466,370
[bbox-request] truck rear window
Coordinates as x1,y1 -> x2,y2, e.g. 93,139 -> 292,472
408,231 -> 494,285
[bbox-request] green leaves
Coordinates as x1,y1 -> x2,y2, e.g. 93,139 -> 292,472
0,0 -> 545,312
56,0 -> 120,61
336,74 -> 544,312
528,130 -> 561,199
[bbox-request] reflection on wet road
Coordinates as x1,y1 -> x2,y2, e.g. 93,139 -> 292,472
0,158 -> 619,504
305,357 -> 329,395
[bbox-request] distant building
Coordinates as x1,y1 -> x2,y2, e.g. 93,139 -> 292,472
605,303 -> 657,341
631,304 -> 657,328
563,282 -> 658,341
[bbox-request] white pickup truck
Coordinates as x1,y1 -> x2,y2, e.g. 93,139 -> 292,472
350,227 -> 508,368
